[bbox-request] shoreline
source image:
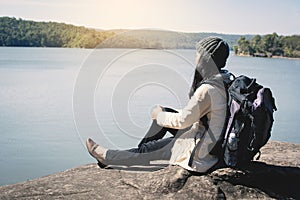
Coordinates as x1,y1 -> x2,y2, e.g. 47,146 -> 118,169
271,55 -> 300,60
234,53 -> 300,60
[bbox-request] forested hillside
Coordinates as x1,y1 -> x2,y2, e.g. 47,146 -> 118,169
0,17 -> 252,49
0,17 -> 114,48
97,29 -> 253,49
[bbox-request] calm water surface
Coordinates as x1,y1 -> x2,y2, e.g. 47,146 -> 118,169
0,47 -> 299,185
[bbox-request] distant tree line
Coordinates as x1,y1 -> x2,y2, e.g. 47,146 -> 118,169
0,17 -> 114,48
234,33 -> 300,58
0,17 -> 251,50
2,17 -> 298,57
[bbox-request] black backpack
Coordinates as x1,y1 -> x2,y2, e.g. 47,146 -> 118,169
215,75 -> 277,168
188,74 -> 277,169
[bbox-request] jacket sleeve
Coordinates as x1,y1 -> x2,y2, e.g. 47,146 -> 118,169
156,84 -> 211,129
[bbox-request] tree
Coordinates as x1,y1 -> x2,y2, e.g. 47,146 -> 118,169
251,35 -> 262,53
233,45 -> 238,54
237,36 -> 253,55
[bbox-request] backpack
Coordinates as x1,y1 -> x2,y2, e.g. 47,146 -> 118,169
217,75 -> 277,168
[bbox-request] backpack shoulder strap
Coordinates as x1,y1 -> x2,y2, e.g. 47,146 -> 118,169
188,72 -> 235,167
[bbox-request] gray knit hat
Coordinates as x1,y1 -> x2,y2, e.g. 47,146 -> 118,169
196,36 -> 229,69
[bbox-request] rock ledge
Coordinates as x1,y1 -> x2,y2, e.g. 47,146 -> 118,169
0,141 -> 299,199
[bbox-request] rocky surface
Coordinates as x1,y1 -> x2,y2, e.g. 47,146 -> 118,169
0,141 -> 299,200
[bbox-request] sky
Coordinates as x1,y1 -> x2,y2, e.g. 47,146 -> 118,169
0,0 -> 299,35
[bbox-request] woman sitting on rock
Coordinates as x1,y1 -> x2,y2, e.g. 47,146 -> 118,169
86,36 -> 232,173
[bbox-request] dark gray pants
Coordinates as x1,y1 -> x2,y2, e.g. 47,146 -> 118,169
105,107 -> 181,166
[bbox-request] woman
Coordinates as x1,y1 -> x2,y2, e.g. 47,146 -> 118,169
86,36 -> 232,173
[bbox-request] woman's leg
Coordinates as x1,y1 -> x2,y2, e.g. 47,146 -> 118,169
87,137 -> 174,166
138,120 -> 174,147
86,107 -> 180,166
106,137 -> 174,166
138,107 -> 179,147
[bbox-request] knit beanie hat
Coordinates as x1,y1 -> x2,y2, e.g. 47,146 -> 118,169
196,36 -> 230,69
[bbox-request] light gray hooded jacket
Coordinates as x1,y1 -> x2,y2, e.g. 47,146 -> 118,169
156,49 -> 231,172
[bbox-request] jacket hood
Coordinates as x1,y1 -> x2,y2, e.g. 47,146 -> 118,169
195,48 -> 220,82
195,47 -> 232,87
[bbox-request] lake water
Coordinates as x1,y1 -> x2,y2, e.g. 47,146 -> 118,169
0,47 -> 299,186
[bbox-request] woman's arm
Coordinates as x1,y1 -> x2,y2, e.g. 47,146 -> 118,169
154,84 -> 211,129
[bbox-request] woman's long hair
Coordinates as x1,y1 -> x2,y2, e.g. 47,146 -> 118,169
188,69 -> 203,99
188,49 -> 223,99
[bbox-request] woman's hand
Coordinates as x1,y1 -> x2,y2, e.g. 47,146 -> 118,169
152,105 -> 163,120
